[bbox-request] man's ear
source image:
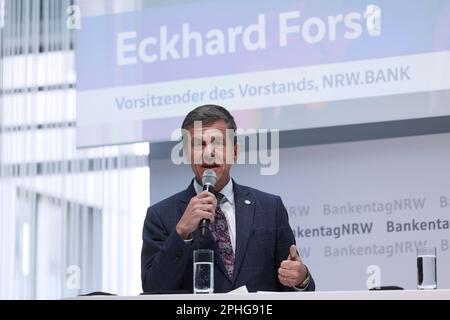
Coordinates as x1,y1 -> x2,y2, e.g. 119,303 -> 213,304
234,142 -> 238,162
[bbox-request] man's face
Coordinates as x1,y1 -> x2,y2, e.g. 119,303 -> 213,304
187,120 -> 237,192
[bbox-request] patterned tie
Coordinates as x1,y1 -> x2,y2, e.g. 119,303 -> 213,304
210,193 -> 235,279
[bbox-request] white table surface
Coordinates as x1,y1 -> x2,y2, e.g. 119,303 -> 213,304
71,289 -> 450,300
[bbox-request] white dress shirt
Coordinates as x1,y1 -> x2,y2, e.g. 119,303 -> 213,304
193,178 -> 236,253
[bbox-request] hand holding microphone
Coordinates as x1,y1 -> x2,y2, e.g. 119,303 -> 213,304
175,170 -> 217,240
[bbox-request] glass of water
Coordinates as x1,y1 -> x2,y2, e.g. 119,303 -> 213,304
417,246 -> 437,290
193,249 -> 214,294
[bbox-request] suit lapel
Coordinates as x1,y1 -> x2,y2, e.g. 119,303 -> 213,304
178,182 -> 196,222
231,181 -> 255,285
179,180 -> 197,205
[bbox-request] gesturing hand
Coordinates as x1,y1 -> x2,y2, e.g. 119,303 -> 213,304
278,244 -> 308,288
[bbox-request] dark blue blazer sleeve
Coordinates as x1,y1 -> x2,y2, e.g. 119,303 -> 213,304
141,204 -> 193,292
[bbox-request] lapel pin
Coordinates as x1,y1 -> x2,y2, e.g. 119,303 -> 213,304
245,200 -> 251,205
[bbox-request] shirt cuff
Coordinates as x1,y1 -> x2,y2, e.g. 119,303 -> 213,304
293,281 -> 310,291
183,234 -> 194,244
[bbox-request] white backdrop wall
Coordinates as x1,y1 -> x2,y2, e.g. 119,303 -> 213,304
149,132 -> 450,291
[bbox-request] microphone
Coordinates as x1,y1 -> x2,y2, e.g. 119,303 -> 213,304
200,169 -> 217,236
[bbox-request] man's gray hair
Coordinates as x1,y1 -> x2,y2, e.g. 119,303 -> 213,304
181,104 -> 237,132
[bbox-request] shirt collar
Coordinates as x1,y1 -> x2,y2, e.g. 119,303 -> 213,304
193,177 -> 234,205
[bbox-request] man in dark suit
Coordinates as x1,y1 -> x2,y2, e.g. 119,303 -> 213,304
141,104 -> 315,293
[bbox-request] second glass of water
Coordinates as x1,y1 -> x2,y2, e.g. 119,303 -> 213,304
417,246 -> 437,290
193,249 -> 214,294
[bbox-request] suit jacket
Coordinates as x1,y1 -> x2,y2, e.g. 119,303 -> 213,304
141,180 -> 315,293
